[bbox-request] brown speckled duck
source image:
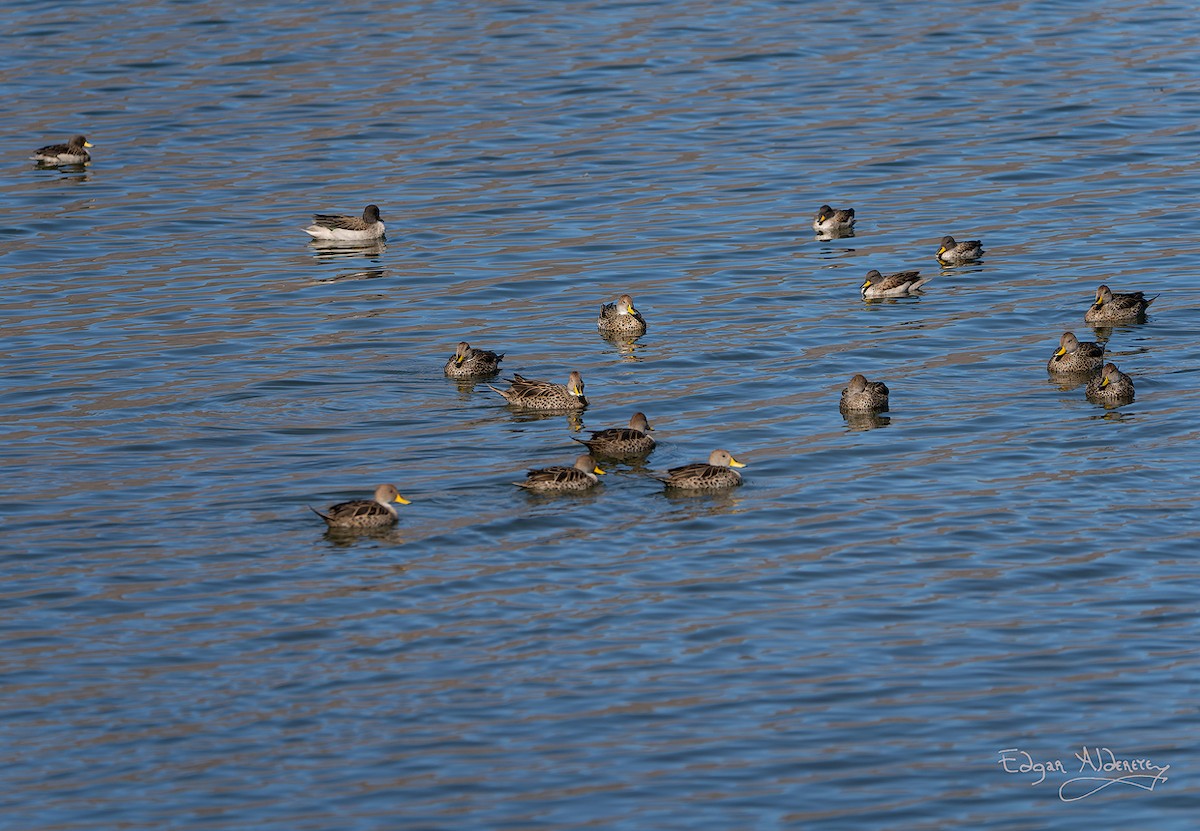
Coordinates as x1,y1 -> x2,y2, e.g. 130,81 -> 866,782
489,371 -> 588,411
597,294 -> 647,337
813,205 -> 856,235
31,135 -> 92,165
443,341 -> 504,378
655,449 -> 746,491
1084,284 -> 1156,324
572,412 -> 656,460
1085,362 -> 1135,407
839,374 -> 890,412
1047,331 -> 1105,375
515,454 -> 605,493
935,235 -> 984,265
303,204 -> 385,241
311,484 -> 410,530
860,270 -> 929,299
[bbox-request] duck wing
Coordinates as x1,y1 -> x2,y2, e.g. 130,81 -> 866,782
518,466 -> 591,488
876,271 -> 923,291
312,214 -> 371,231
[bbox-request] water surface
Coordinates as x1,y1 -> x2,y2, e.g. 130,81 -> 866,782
2,0 -> 1198,828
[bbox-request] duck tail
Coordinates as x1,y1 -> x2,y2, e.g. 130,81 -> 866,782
308,506 -> 332,524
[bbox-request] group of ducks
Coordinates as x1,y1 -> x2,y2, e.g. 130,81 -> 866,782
319,288 -> 750,529
300,208 -> 747,530
817,204 -> 1153,414
308,199 -> 1156,531
31,137 -> 1156,531
1046,284 -> 1153,405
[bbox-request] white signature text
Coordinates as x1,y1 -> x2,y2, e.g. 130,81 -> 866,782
997,747 -> 1169,801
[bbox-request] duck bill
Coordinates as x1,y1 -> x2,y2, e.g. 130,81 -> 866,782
84,141 -> 94,148
593,466 -> 606,475
394,494 -> 412,505
728,458 -> 746,468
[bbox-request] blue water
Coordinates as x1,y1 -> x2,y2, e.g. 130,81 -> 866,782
2,0 -> 1197,828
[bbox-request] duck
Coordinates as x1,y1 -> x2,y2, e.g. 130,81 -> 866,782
443,341 -> 504,378
31,135 -> 92,165
310,483 -> 410,530
813,205 -> 855,235
1084,284 -> 1156,324
655,449 -> 745,491
597,294 -> 647,337
303,204 -> 385,241
839,374 -> 890,412
1085,362 -> 1135,407
515,454 -> 605,492
1047,331 -> 1106,375
572,412 -> 656,460
860,269 -> 929,299
489,371 -> 588,410
936,235 -> 984,265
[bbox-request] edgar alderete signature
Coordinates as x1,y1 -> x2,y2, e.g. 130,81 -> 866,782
997,746 -> 1169,802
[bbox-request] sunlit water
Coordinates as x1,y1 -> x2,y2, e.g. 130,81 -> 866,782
2,0 -> 1197,828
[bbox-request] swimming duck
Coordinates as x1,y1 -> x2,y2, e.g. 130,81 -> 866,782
1085,362 -> 1135,407
443,341 -> 504,378
936,235 -> 984,265
813,205 -> 855,235
860,269 -> 929,299
655,449 -> 745,491
310,483 -> 410,530
839,374 -> 890,412
515,454 -> 605,492
597,294 -> 647,337
1047,331 -> 1106,375
1084,284 -> 1156,324
31,135 -> 92,165
572,412 -> 656,460
489,371 -> 588,410
303,204 -> 385,241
